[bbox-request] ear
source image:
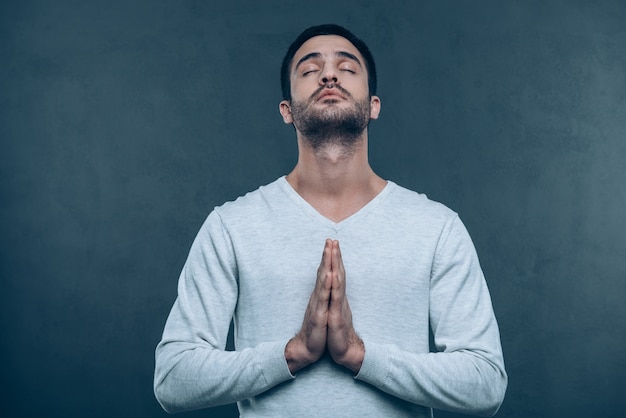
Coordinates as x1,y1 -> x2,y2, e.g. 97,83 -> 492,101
369,95 -> 381,120
279,100 -> 293,124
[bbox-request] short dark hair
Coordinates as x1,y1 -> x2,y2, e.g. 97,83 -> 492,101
280,24 -> 377,101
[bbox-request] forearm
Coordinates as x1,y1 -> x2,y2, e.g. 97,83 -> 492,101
154,339 -> 293,413
356,341 -> 507,417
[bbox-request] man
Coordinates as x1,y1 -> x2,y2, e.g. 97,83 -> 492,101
154,24 -> 507,417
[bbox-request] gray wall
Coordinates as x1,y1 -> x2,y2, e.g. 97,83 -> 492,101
1,1 -> 625,417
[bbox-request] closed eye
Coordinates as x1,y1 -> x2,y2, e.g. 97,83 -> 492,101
300,64 -> 320,76
338,62 -> 358,74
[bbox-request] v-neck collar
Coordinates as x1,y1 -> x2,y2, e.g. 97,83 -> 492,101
277,176 -> 394,232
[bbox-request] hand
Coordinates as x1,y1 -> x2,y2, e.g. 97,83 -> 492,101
285,239 -> 333,373
285,240 -> 364,374
326,240 -> 364,373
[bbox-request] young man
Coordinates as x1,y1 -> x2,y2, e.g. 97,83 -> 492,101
154,24 -> 507,417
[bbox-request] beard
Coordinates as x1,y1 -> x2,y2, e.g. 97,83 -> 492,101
290,86 -> 371,151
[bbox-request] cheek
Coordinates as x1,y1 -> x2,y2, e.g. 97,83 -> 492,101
342,76 -> 369,95
349,83 -> 371,101
291,75 -> 318,96
290,86 -> 312,103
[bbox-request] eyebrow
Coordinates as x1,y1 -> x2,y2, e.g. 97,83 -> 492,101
294,51 -> 363,71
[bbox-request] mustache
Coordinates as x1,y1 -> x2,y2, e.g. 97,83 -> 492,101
310,84 -> 352,101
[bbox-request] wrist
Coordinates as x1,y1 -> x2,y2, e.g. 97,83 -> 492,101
337,338 -> 365,374
284,336 -> 316,374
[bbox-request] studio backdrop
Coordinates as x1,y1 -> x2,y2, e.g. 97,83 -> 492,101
1,1 -> 625,417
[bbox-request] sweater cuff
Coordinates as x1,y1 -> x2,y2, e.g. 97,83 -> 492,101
354,340 -> 390,389
258,339 -> 295,387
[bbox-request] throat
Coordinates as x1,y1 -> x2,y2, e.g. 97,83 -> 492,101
286,173 -> 388,223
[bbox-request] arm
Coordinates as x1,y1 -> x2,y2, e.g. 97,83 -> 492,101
355,216 -> 507,417
153,211 -> 293,413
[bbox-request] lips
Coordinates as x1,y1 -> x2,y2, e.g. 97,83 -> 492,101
316,89 -> 346,101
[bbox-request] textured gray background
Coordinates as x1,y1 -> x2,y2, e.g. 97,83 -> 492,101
1,1 -> 625,417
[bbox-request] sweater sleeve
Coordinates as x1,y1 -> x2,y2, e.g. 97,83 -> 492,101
355,215 -> 507,417
153,211 -> 294,413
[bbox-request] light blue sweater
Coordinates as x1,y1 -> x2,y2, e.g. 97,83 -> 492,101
154,177 -> 507,417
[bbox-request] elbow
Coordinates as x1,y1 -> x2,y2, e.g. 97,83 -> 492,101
154,369 -> 194,414
154,381 -> 183,414
154,347 -> 196,414
472,369 -> 508,417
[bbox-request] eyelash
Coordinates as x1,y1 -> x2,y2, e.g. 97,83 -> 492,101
302,68 -> 355,76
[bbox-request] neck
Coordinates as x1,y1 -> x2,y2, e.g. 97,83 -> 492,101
286,132 -> 386,222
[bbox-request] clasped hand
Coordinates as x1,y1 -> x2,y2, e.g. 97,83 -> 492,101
285,239 -> 364,374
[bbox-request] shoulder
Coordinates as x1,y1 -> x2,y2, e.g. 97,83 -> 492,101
385,181 -> 458,224
193,177 -> 285,243
383,182 -> 476,253
211,177 -> 286,224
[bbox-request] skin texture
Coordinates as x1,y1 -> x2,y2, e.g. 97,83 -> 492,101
281,35 -> 384,374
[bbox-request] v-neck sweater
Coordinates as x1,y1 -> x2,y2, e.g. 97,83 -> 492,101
155,176 -> 507,417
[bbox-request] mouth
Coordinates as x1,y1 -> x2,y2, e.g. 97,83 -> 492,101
316,89 -> 346,102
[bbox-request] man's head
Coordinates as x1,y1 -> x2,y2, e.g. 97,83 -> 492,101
280,24 -> 377,101
279,25 -> 381,150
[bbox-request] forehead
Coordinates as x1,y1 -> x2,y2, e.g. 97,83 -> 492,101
292,35 -> 364,68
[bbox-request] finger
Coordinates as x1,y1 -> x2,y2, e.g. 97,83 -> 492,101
325,239 -> 333,264
316,239 -> 332,281
319,239 -> 333,271
333,240 -> 345,277
314,240 -> 333,306
331,241 -> 346,295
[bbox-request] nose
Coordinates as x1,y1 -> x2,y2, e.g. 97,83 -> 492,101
319,65 -> 339,87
